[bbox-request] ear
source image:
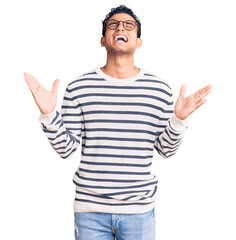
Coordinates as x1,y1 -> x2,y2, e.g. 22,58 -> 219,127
100,36 -> 105,47
136,38 -> 142,49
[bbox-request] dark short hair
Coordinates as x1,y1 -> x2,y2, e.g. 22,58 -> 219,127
102,5 -> 141,38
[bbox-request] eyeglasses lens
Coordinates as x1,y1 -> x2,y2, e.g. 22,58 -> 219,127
107,20 -> 136,31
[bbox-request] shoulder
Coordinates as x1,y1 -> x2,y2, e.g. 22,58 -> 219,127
141,69 -> 172,92
68,69 -> 98,87
66,68 -> 101,89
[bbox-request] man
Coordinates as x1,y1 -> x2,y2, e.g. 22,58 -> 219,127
24,5 -> 212,240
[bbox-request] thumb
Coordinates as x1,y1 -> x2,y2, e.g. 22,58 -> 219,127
52,79 -> 60,93
179,84 -> 186,99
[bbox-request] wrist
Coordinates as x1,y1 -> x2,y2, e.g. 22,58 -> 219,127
170,114 -> 188,132
39,109 -> 57,125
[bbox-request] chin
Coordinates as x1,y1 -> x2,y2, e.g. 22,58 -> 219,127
107,46 -> 135,55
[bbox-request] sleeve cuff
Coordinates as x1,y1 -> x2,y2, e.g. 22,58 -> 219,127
38,109 -> 58,125
170,114 -> 188,132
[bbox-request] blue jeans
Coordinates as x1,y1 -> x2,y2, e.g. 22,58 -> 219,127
74,208 -> 156,240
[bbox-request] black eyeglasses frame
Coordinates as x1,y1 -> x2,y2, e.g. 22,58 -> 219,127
105,19 -> 138,31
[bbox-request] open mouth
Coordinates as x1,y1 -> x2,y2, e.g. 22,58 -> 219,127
114,35 -> 128,42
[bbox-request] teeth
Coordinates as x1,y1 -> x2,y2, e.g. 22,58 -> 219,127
115,35 -> 127,42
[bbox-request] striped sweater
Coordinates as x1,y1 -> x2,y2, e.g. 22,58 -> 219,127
39,67 -> 187,214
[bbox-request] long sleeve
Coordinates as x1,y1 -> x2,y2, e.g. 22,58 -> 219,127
36,68 -> 189,214
154,92 -> 188,159
38,84 -> 83,159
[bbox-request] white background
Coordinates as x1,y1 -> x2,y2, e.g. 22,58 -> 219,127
0,0 -> 235,239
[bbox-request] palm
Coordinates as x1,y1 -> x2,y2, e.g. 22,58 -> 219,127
24,72 -> 60,115
175,84 -> 212,120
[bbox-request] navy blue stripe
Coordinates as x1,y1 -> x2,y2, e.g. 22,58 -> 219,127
67,128 -> 82,131
79,168 -> 150,175
123,185 -> 157,201
164,149 -> 179,156
61,111 -> 83,117
168,128 -> 181,136
82,127 -> 156,136
81,144 -> 153,151
162,144 -> 180,150
55,119 -> 62,126
77,189 -> 151,199
76,190 -> 113,199
139,185 -> 157,201
62,101 -> 173,113
46,130 -> 81,141
73,179 -> 157,189
52,137 -> 76,150
70,77 -> 105,86
47,130 -> 67,138
154,143 -> 180,158
76,189 -> 155,201
136,79 -> 171,90
165,152 -> 176,158
76,189 -> 150,199
162,137 -> 181,146
50,139 -> 67,146
73,119 -> 160,128
75,172 -> 148,183
64,118 -> 165,130
154,145 -> 164,156
144,73 -> 155,77
57,144 -> 74,155
53,145 -> 68,151
75,198 -> 154,206
64,120 -> 83,124
68,85 -> 172,97
74,198 -> 154,206
164,128 -> 179,142
59,146 -> 77,159
64,93 -> 173,105
51,111 -> 60,125
65,110 -> 161,120
82,136 -> 154,143
102,189 -> 152,197
62,110 -> 169,121
43,129 -> 57,134
82,72 -> 97,76
49,135 -> 80,146
81,151 -> 153,159
61,104 -> 82,109
80,160 -> 152,168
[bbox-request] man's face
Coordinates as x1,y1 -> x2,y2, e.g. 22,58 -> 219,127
101,13 -> 142,55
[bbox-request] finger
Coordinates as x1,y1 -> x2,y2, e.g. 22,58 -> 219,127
25,75 -> 41,91
24,72 -> 41,89
179,84 -> 186,98
194,87 -> 212,103
52,79 -> 60,93
27,80 -> 39,98
193,84 -> 212,98
24,72 -> 31,84
195,98 -> 207,111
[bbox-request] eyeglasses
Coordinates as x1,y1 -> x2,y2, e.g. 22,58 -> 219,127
106,19 -> 137,31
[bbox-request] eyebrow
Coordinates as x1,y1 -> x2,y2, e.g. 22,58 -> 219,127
108,19 -> 136,22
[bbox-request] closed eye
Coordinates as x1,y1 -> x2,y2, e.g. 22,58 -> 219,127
125,21 -> 134,25
108,21 -> 118,27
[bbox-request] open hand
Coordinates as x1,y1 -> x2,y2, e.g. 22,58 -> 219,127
174,84 -> 212,120
24,72 -> 60,115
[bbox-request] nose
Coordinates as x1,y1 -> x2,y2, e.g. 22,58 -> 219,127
116,21 -> 125,31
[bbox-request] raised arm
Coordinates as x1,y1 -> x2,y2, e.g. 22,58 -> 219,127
24,72 -> 60,115
154,84 -> 212,158
24,73 -> 83,159
174,84 -> 212,120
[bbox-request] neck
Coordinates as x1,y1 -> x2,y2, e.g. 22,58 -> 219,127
101,53 -> 140,79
